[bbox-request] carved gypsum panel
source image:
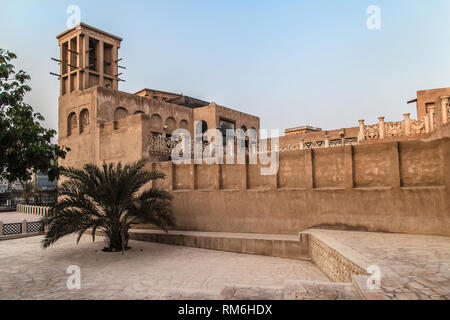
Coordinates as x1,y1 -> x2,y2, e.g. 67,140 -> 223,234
385,121 -> 403,137
365,124 -> 379,139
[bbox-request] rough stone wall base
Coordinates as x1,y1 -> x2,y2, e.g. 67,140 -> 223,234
300,233 -> 367,282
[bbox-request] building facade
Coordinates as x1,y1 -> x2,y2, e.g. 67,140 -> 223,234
57,24 -> 260,168
277,88 -> 450,152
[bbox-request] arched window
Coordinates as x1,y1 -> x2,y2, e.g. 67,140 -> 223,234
114,107 -> 129,121
79,109 -> 90,133
195,120 -> 208,135
150,114 -> 163,131
179,119 -> 189,130
219,119 -> 236,146
165,117 -> 176,138
248,127 -> 258,151
240,126 -> 248,149
67,112 -> 77,137
134,110 -> 144,115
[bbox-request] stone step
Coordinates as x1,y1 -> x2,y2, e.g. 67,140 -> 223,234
300,229 -> 390,300
128,229 -> 310,260
299,230 -> 370,283
219,280 -> 362,300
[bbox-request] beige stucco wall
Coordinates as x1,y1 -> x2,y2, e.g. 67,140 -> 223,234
417,88 -> 450,121
146,137 -> 450,237
278,127 -> 360,146
96,87 -> 194,136
58,87 -> 98,168
193,103 -> 260,134
59,86 -> 260,167
98,114 -> 145,164
58,84 -> 449,237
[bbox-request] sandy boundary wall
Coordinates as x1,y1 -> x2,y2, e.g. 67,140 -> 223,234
144,137 -> 450,236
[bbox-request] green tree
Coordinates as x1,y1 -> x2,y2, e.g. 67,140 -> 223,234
42,160 -> 175,253
0,49 -> 69,184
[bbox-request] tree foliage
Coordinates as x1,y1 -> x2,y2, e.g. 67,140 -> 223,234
42,160 -> 175,253
0,49 -> 69,183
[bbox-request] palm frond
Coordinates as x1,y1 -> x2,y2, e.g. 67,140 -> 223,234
42,160 -> 175,252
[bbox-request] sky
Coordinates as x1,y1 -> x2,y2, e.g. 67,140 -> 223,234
1,0 -> 450,135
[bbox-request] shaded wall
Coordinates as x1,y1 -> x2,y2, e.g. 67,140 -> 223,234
146,138 -> 450,236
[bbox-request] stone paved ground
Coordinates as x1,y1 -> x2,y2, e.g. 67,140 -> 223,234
0,212 -> 42,224
219,280 -> 359,300
0,235 -> 333,300
308,230 -> 450,300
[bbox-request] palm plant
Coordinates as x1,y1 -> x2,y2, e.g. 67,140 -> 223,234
42,160 -> 175,252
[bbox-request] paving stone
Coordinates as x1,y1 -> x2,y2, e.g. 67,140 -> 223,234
0,235 -> 328,300
407,282 -> 425,290
395,292 -> 419,300
306,229 -> 450,300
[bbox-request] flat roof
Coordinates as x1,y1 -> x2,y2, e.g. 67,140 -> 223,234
56,23 -> 123,41
417,87 -> 450,94
285,126 -> 322,133
135,88 -> 210,109
134,88 -> 182,97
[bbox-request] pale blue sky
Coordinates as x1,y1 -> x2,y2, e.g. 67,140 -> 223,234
1,0 -> 450,134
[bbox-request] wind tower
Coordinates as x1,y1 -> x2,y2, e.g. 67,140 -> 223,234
54,23 -> 123,96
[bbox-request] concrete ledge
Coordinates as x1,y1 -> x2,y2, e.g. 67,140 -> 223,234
0,232 -> 44,242
299,229 -> 370,282
128,229 -> 309,260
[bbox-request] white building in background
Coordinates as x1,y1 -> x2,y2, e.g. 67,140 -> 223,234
0,180 -> 9,193
0,179 -> 22,193
32,172 -> 57,190
0,172 -> 56,194
10,180 -> 22,190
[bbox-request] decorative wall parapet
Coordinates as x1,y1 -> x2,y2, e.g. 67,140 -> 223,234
404,113 -> 411,136
378,117 -> 385,139
364,123 -> 380,140
148,110 -> 441,156
148,134 -> 360,156
411,119 -> 426,135
358,120 -> 365,142
361,114 -> 426,141
384,121 -> 403,137
278,137 -> 358,152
